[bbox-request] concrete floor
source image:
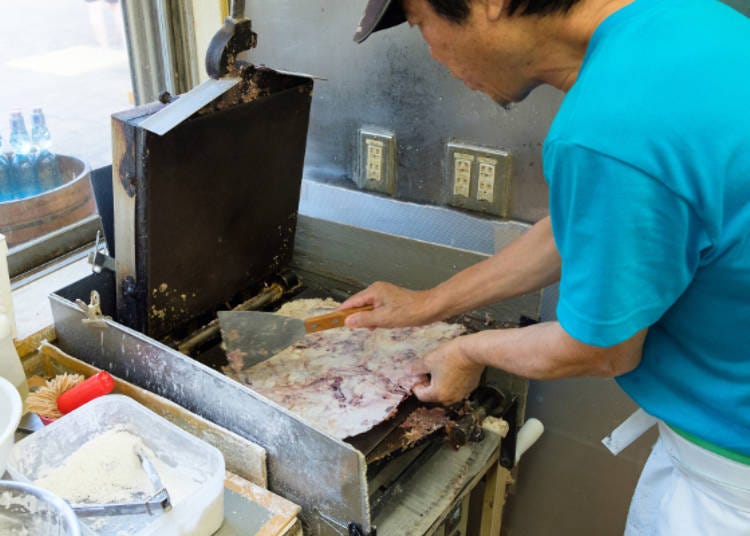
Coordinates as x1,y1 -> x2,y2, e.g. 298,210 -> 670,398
0,0 -> 132,171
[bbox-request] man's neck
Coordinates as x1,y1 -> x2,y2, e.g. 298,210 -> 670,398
529,0 -> 635,91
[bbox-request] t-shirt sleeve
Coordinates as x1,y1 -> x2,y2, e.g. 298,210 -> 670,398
543,140 -> 711,347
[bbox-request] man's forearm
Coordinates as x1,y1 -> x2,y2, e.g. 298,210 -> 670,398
426,216 -> 561,321
412,321 -> 647,405
459,322 -> 646,380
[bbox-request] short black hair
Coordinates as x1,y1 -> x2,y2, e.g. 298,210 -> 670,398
426,0 -> 582,22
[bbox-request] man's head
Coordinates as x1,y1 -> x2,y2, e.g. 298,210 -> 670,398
355,0 -> 583,42
355,0 -> 587,106
422,0 -> 582,22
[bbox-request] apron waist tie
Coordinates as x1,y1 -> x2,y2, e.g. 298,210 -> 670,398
602,408 -> 658,455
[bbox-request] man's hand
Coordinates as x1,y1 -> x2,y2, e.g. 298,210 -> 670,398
411,323 -> 647,406
339,218 -> 560,331
412,337 -> 485,405
339,282 -> 437,328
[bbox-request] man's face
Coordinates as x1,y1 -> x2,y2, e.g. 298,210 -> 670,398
402,0 -> 535,107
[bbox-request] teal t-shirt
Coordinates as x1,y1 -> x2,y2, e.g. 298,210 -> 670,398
543,0 -> 750,455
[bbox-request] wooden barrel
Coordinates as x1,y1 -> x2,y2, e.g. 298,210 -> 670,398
0,155 -> 97,248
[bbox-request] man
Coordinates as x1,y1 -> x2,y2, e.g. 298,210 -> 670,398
344,0 -> 750,533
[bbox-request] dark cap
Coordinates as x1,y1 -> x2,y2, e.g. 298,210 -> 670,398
353,0 -> 407,43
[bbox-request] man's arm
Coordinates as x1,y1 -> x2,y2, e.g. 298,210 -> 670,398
413,322 -> 647,405
342,216 -> 561,328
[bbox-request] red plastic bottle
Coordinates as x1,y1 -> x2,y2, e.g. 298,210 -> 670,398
57,371 -> 115,414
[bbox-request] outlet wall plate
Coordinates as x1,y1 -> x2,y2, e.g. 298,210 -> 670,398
446,141 -> 512,217
356,127 -> 397,195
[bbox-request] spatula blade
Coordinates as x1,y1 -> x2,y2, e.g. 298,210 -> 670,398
218,310 -> 307,369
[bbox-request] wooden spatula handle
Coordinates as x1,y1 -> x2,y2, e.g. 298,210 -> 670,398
304,306 -> 374,333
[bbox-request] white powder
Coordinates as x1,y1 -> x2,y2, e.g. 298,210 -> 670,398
34,427 -> 198,505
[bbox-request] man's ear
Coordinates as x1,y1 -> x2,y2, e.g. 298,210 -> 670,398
485,0 -> 505,21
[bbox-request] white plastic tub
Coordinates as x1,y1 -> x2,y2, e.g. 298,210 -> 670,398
0,375 -> 22,476
7,395 -> 225,536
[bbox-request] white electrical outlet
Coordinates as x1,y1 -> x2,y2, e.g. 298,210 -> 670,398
477,157 -> 497,202
358,127 -> 396,195
366,138 -> 384,182
453,152 -> 474,197
447,140 -> 512,217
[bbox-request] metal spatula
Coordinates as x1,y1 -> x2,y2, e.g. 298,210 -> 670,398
69,448 -> 172,517
218,306 -> 373,368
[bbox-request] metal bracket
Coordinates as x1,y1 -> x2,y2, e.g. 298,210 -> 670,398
75,290 -> 112,328
88,231 -> 116,274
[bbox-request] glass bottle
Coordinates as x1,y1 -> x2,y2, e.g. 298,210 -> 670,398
0,135 -> 12,202
31,108 -> 62,191
9,111 -> 37,198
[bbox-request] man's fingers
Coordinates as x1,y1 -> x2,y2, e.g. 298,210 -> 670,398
412,382 -> 440,403
340,281 -> 393,311
345,311 -> 371,328
339,292 -> 374,310
346,308 -> 393,328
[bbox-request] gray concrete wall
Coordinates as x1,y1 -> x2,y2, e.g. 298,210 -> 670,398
243,0 -> 555,223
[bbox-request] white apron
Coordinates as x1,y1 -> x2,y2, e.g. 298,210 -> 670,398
604,412 -> 750,535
